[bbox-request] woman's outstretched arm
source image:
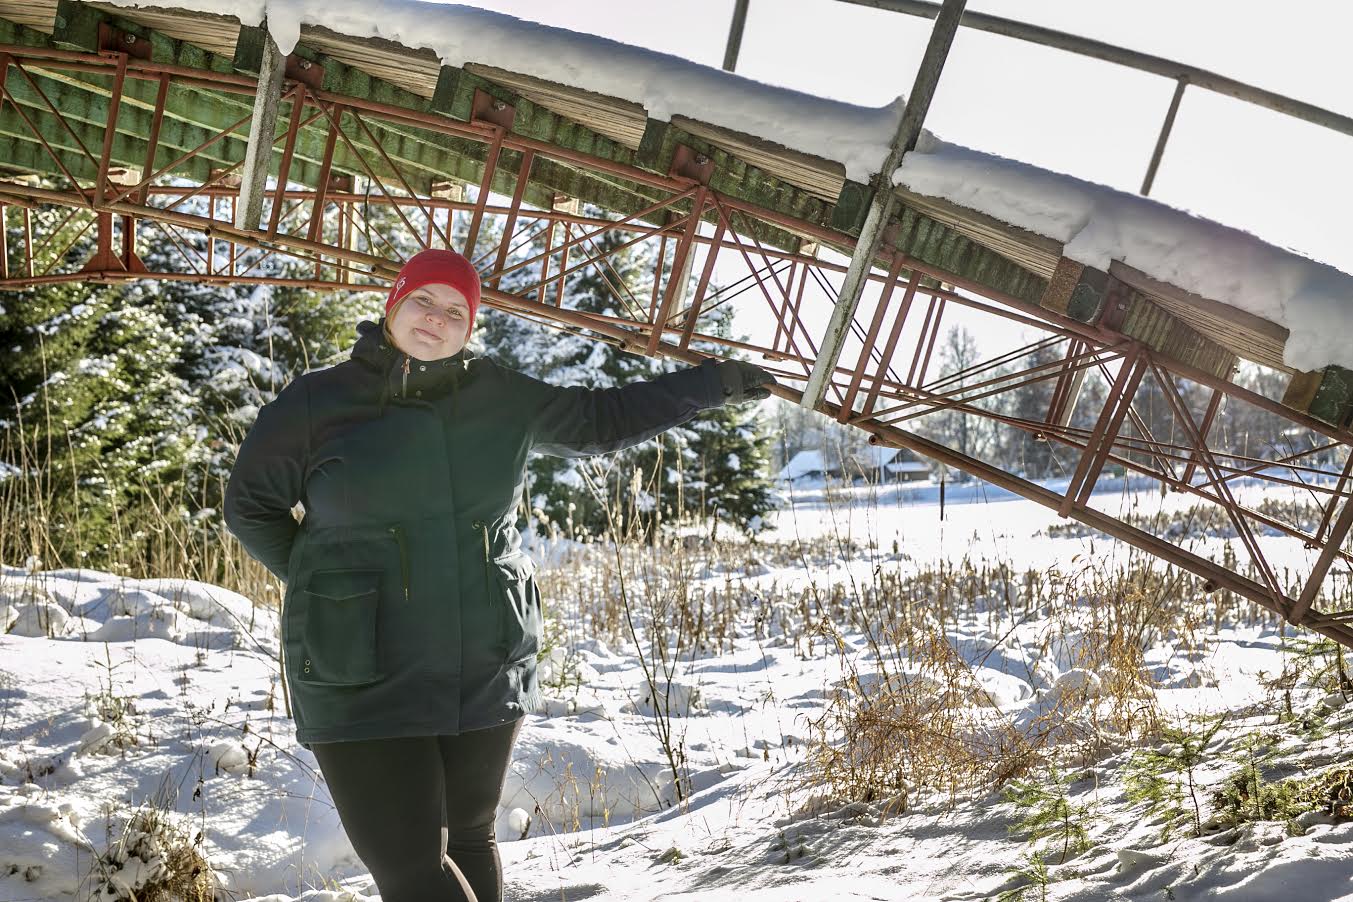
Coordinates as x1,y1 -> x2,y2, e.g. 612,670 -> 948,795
224,379 -> 310,580
522,358 -> 773,458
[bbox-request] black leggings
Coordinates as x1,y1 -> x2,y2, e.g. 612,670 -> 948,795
311,719 -> 523,902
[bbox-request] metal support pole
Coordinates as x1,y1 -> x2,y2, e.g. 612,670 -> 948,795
1153,362 -> 1286,606
306,105 -> 343,244
679,212 -> 726,350
1291,497 -> 1353,624
1060,350 -> 1144,516
1141,77 -> 1187,195
464,129 -> 504,260
94,52 -> 128,207
556,222 -> 570,306
268,85 -> 307,237
1179,386 -> 1222,485
723,0 -> 751,71
491,149 -> 535,284
861,271 -> 921,418
236,25 -> 287,231
647,188 -> 707,355
139,75 -> 170,206
1045,339 -> 1083,428
839,255 -> 906,421
800,0 -> 967,409
1315,452 -> 1353,546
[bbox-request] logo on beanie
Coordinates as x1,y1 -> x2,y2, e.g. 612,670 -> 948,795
394,276 -> 406,297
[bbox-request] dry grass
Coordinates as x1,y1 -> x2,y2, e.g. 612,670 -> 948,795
0,412 -> 277,606
7,407 -> 1342,828
87,805 -> 215,901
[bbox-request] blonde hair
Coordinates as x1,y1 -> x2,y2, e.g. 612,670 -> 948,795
382,298 -> 405,348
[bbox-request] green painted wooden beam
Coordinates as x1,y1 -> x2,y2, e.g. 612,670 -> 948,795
888,205 -> 1047,307
1037,257 -> 1237,379
50,0 -> 102,52
1284,366 -> 1353,427
0,128 -> 213,188
4,72 -> 243,172
15,62 -> 446,194
831,181 -> 874,235
46,8 -> 449,186
1309,366 -> 1353,428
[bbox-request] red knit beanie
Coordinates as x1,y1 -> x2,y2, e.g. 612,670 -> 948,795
385,249 -> 482,337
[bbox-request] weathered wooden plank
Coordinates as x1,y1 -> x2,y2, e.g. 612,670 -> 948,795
1109,261 -> 1291,372
1038,258 -> 1236,379
234,21 -> 285,230
0,0 -> 58,33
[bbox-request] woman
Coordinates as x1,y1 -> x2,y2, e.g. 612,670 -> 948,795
223,248 -> 775,902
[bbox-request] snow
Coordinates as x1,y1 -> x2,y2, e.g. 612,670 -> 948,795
776,449 -> 826,482
3,474 -> 1352,900
97,0 -> 1353,371
896,133 -> 1353,372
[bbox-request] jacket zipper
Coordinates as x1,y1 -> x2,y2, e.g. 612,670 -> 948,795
387,525 -> 411,601
401,355 -> 410,398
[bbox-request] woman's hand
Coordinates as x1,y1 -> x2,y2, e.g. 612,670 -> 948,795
711,359 -> 777,404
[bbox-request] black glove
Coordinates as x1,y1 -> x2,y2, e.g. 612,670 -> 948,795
711,359 -> 776,405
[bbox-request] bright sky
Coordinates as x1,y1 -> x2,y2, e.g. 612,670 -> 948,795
451,0 -> 1353,366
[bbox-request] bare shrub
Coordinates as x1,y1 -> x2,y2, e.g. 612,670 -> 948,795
87,804 -> 215,901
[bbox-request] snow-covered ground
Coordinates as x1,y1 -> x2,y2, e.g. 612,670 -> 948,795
2,478 -> 1352,901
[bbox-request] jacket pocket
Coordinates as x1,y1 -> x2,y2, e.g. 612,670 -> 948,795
491,552 -> 541,664
293,568 -> 385,686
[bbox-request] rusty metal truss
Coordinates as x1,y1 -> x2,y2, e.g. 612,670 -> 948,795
0,12 -> 1351,648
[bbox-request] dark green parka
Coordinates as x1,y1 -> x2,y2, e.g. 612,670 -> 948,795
224,318 -> 727,748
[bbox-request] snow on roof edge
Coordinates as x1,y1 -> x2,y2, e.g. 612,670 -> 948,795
102,0 -> 905,184
896,133 -> 1353,373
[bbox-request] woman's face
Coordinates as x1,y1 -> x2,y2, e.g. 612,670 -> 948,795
387,282 -> 472,361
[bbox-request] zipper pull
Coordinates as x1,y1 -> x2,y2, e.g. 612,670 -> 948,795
471,520 -> 490,562
401,355 -> 411,398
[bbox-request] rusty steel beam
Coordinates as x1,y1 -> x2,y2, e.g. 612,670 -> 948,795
647,186 -> 706,355
1061,350 -> 1145,517
839,254 -> 908,422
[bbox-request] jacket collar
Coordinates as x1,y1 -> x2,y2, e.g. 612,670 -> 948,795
351,318 -> 477,410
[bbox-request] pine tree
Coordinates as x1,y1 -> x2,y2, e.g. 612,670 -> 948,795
0,200 -> 372,573
0,279 -> 199,568
674,305 -> 776,538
